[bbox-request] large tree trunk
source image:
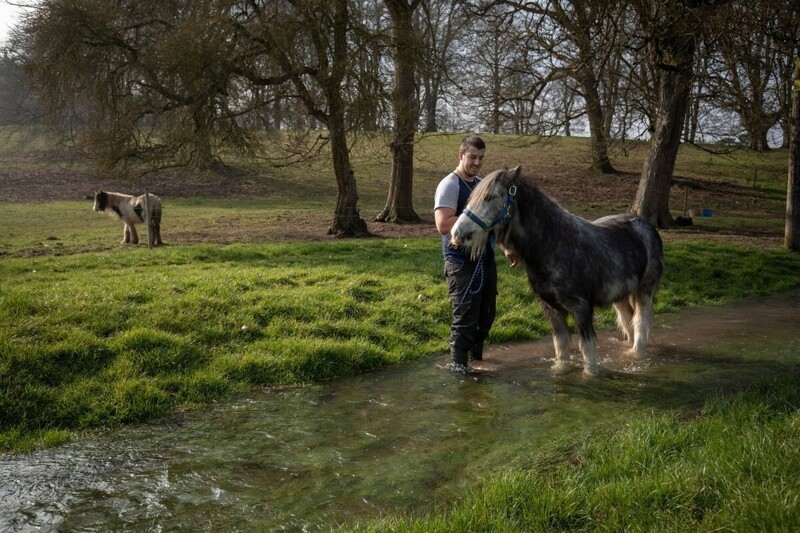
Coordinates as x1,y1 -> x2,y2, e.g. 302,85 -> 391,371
328,118 -> 369,237
327,0 -> 369,237
192,126 -> 215,170
376,0 -> 421,223
741,99 -> 774,152
577,70 -> 615,174
785,58 -> 800,251
422,77 -> 439,132
632,34 -> 696,228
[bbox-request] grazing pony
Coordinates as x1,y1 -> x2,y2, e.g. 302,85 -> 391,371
92,190 -> 163,245
450,166 -> 663,375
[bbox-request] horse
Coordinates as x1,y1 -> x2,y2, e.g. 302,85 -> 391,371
92,190 -> 163,245
450,166 -> 663,375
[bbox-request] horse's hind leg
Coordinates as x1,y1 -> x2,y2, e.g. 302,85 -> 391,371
122,225 -> 131,244
540,301 -> 570,370
127,224 -> 139,245
152,218 -> 163,245
613,299 -> 634,343
631,291 -> 654,354
152,205 -> 163,245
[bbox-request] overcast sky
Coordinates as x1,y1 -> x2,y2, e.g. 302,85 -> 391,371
0,1 -> 26,46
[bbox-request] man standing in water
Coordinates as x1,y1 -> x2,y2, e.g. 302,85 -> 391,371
434,136 -> 516,370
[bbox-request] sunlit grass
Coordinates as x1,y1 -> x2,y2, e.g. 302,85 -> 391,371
2,239 -> 800,452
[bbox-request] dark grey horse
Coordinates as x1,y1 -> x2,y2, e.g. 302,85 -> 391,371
450,166 -> 663,375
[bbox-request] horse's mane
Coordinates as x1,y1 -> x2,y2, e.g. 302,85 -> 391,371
472,167 -> 550,212
471,168 -> 507,202
471,167 -> 577,248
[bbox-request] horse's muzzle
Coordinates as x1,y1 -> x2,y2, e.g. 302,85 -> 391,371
449,227 -> 468,248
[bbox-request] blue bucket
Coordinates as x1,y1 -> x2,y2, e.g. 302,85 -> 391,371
702,208 -> 713,217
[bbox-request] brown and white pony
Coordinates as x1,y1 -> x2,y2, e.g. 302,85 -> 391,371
92,190 -> 163,245
450,166 -> 663,375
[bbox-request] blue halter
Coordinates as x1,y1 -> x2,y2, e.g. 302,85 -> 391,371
463,185 -> 517,232
459,185 -> 517,303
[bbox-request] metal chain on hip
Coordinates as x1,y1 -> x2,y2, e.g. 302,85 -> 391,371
461,249 -> 486,303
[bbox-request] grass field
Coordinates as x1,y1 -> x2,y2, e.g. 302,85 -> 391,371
355,373 -> 800,531
1,131 -> 799,529
3,238 -> 800,453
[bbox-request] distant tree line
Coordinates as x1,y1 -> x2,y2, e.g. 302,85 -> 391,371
2,0 -> 798,233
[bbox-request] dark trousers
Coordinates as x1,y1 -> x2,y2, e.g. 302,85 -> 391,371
444,256 -> 497,351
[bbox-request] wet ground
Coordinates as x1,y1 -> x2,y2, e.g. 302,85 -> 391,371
1,291 -> 799,531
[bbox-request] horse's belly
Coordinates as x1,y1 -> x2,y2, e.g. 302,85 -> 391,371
598,276 -> 640,304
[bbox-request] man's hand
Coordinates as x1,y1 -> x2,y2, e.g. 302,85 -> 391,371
503,247 -> 519,268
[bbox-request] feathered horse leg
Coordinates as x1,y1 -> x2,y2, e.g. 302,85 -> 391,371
540,301 -> 570,371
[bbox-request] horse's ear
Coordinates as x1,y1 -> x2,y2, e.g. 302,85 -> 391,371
503,165 -> 521,187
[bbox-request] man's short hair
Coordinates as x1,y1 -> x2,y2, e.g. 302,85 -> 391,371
460,135 -> 486,152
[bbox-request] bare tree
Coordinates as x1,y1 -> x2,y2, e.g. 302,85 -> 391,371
630,0 -> 724,228
786,57 -> 800,251
417,0 -> 466,132
375,0 -> 423,223
768,0 -> 800,149
21,0 -> 251,175
706,0 -> 787,151
482,0 -> 627,173
349,0 -> 391,132
0,49 -> 38,125
234,0 -> 370,237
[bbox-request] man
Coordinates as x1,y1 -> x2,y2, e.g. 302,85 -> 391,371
434,135 -> 515,370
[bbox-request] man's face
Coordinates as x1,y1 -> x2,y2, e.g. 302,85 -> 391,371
459,146 -> 485,178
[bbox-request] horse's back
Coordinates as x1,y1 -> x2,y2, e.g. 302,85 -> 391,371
592,213 -> 663,287
134,193 -> 162,221
592,213 -> 660,247
147,194 -> 162,222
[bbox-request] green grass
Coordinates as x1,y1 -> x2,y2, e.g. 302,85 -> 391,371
2,239 -> 800,452
355,373 -> 800,532
1,130 -> 798,528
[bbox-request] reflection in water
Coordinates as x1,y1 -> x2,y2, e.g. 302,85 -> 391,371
2,291 -> 799,531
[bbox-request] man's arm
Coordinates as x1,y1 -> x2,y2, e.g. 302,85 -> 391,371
434,207 -> 458,236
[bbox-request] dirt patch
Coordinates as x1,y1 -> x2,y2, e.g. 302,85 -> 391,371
0,161 -> 276,204
0,150 -> 787,249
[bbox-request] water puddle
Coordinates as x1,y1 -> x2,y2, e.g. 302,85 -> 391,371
2,291 -> 799,531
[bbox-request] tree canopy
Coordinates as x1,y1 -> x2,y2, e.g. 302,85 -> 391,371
5,0 -> 799,230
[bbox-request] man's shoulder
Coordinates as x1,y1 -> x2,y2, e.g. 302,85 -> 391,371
438,172 -> 459,185
435,172 -> 460,195
434,172 -> 460,210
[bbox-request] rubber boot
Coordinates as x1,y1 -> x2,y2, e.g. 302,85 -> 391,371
470,342 -> 483,361
448,346 -> 469,371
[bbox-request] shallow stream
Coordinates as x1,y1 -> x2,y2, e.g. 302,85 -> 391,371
2,291 -> 799,531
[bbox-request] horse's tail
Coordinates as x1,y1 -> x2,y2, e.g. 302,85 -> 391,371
638,219 -> 663,292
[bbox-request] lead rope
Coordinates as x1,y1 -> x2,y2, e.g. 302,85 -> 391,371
461,249 -> 486,303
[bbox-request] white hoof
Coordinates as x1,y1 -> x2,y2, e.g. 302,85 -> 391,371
582,365 -> 599,377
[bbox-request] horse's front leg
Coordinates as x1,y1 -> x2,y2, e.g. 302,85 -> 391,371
122,225 -> 131,244
573,302 -> 598,375
539,301 -> 570,371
